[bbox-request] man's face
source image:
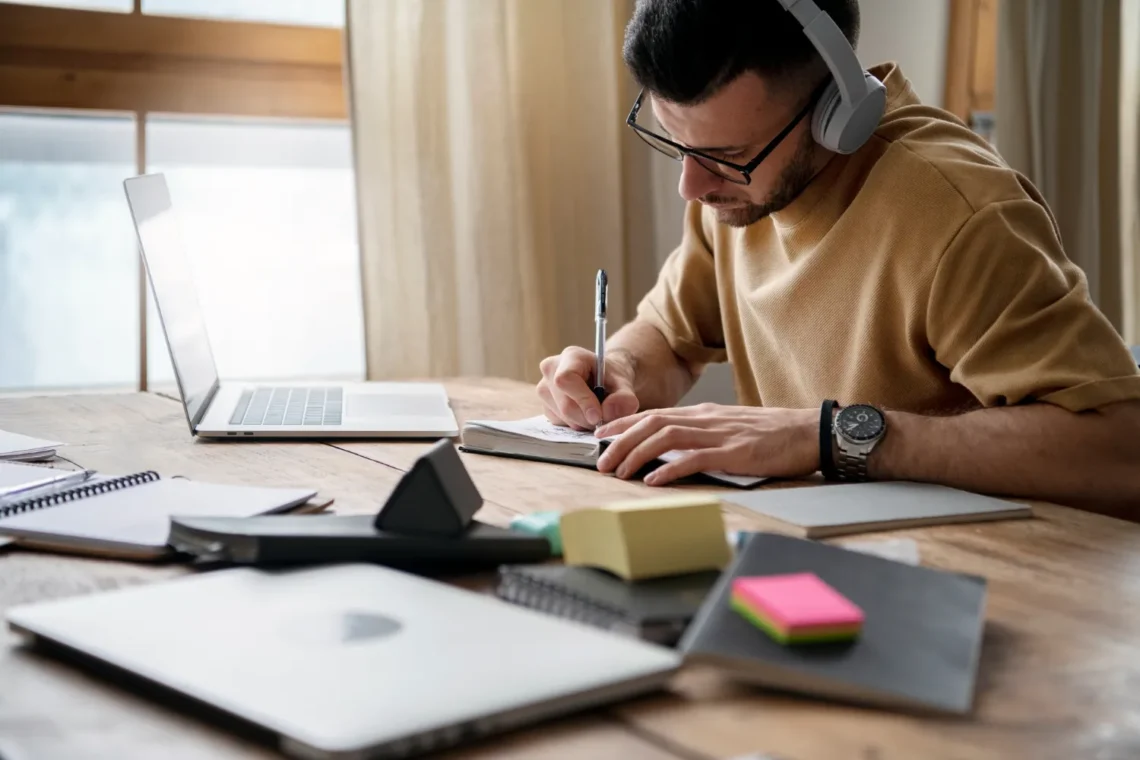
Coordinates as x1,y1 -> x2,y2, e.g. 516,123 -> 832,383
651,72 -> 820,227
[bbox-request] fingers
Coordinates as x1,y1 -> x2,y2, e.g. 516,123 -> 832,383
601,388 -> 638,423
595,403 -> 716,438
538,378 -> 591,431
617,426 -> 722,479
598,412 -> 720,474
597,412 -> 685,468
553,348 -> 608,427
644,448 -> 724,486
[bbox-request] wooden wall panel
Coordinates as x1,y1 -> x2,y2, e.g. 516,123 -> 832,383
943,0 -> 998,123
0,2 -> 346,119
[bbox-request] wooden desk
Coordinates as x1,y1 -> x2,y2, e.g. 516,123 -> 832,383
3,378 -> 1140,760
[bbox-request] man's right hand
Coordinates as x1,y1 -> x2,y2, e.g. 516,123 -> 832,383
538,347 -> 640,430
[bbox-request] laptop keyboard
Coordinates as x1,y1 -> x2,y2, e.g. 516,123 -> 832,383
229,387 -> 344,426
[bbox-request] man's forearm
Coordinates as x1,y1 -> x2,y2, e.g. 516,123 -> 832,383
607,320 -> 699,410
869,400 -> 1140,516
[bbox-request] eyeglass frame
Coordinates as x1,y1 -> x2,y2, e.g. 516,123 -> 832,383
624,80 -> 829,186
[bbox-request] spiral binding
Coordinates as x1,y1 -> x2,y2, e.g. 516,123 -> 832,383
0,470 -> 160,519
495,568 -> 630,632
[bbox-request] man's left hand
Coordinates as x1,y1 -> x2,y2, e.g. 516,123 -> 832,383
594,403 -> 820,486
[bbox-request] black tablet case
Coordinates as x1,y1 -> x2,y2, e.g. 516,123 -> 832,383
168,514 -> 551,569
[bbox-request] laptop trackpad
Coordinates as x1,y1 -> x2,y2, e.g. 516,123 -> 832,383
347,394 -> 446,419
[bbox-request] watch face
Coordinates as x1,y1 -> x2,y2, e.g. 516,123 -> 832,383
837,405 -> 885,443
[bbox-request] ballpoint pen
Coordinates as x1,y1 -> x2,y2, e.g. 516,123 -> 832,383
593,269 -> 608,402
0,468 -> 94,506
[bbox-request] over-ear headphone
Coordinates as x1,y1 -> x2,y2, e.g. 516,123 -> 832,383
775,0 -> 886,154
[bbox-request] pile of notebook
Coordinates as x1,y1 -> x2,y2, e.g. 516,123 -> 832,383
0,429 -> 62,462
489,481 -> 1032,715
0,460 -> 330,559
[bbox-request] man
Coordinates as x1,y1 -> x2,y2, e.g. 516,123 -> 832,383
536,0 -> 1140,514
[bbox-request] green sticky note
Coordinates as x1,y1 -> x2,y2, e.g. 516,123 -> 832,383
510,511 -> 562,556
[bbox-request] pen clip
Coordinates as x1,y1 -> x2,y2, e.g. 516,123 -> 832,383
595,269 -> 607,319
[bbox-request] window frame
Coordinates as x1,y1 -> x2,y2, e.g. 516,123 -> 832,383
0,0 -> 348,391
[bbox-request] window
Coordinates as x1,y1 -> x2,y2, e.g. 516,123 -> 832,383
0,1 -> 360,392
0,111 -> 138,392
4,0 -> 130,10
145,117 -> 363,386
142,0 -> 343,27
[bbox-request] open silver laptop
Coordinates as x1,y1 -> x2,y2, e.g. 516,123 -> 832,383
123,174 -> 458,439
7,563 -> 681,760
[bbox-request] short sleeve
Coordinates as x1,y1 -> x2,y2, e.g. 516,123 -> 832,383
928,199 -> 1140,412
635,201 -> 727,366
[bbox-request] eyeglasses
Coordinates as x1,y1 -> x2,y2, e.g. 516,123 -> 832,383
625,82 -> 826,185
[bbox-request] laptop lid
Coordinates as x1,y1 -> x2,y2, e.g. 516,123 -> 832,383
7,564 -> 681,759
123,174 -> 220,434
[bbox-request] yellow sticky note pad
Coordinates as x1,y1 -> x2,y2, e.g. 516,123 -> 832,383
560,494 -> 731,581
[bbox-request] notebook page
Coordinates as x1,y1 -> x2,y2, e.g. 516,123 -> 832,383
466,416 -> 601,444
0,478 -> 316,550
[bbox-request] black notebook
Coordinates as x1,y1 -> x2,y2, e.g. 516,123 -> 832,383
678,532 -> 988,715
496,564 -> 721,645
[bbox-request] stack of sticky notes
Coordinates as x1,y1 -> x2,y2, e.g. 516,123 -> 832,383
730,572 -> 864,645
560,493 -> 730,581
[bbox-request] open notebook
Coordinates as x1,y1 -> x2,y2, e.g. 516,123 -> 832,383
460,416 -> 765,488
0,470 -> 327,559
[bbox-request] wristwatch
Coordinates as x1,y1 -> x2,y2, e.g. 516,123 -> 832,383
832,403 -> 887,482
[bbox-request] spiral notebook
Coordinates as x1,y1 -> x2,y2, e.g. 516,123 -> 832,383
495,564 -> 721,645
0,470 -> 324,559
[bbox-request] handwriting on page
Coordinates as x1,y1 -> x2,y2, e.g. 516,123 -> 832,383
482,416 -> 601,444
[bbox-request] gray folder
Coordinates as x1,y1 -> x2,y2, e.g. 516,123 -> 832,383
721,481 -> 1031,538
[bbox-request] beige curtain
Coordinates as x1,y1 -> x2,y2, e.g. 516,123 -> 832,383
996,0 -> 1140,343
344,0 -> 655,382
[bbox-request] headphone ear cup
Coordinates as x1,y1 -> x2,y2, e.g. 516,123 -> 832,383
810,79 -> 844,152
810,73 -> 888,154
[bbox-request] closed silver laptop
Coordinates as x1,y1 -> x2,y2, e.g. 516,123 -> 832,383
7,563 -> 682,760
123,173 -> 458,439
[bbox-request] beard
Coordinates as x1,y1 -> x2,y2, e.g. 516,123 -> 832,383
702,132 -> 820,228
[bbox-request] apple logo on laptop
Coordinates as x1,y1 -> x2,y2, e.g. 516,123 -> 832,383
284,609 -> 403,647
342,610 -> 402,642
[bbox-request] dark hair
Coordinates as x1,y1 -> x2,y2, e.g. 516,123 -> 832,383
622,0 -> 861,104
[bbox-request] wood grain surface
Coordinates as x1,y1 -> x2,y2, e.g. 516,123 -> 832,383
2,378 -> 1140,760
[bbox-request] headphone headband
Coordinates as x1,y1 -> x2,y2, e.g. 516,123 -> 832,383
775,0 -> 867,105
774,0 -> 886,154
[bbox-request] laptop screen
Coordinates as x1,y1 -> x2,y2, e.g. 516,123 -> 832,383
124,174 -> 220,427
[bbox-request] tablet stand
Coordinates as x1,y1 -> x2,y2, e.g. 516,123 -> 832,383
373,439 -> 483,536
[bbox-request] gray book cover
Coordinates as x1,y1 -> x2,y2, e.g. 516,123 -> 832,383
678,532 -> 988,715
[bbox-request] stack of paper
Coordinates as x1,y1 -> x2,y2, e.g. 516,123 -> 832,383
0,429 -> 61,462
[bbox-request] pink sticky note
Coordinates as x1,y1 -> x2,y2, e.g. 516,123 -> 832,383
731,572 -> 864,630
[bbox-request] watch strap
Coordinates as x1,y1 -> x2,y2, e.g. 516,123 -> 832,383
835,447 -> 870,482
820,399 -> 839,481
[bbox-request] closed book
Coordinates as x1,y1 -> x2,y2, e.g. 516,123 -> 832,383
496,564 -> 721,645
678,532 -> 988,715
